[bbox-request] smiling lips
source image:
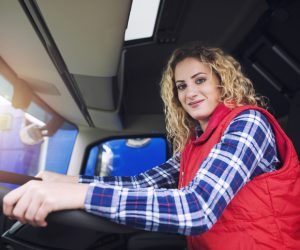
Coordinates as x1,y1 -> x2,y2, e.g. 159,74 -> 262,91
188,99 -> 204,108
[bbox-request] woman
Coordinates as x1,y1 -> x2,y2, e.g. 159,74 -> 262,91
3,43 -> 300,249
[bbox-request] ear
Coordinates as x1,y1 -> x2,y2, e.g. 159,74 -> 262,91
223,99 -> 236,109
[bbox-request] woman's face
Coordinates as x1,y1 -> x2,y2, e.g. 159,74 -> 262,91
174,57 -> 221,130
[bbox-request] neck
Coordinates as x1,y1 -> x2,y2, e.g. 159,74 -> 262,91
199,121 -> 208,131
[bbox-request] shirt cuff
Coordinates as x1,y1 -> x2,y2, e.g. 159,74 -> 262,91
79,175 -> 98,183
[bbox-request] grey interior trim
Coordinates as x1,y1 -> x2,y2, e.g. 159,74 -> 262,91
74,74 -> 115,111
19,0 -> 94,126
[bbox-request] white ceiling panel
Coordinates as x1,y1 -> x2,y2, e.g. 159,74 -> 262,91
0,0 -> 88,126
37,0 -> 131,77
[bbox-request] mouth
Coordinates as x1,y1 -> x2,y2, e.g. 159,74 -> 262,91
188,100 -> 204,107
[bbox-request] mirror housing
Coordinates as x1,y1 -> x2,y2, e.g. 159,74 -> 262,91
19,123 -> 44,145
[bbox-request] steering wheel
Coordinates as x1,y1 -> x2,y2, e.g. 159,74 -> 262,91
0,171 -> 187,250
0,170 -> 136,234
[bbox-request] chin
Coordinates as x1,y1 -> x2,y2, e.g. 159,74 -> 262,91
191,114 -> 208,122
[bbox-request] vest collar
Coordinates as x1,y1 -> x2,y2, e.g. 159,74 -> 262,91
192,103 -> 231,144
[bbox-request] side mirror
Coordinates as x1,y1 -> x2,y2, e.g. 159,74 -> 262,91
19,124 -> 45,145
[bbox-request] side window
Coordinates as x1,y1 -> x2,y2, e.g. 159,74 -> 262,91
0,75 -> 78,187
84,137 -> 168,176
44,123 -> 78,174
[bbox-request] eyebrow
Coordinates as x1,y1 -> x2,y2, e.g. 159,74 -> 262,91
175,72 -> 206,84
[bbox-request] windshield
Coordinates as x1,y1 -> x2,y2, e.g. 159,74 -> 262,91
0,75 -> 78,188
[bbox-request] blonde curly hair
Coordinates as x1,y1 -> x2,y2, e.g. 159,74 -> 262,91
160,42 -> 267,154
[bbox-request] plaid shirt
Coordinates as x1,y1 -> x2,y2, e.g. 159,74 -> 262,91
80,110 -> 280,235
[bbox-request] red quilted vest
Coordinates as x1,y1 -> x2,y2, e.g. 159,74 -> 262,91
179,104 -> 300,250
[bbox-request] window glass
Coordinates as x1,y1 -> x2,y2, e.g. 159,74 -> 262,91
125,0 -> 160,41
84,137 -> 168,176
44,122 -> 78,174
0,99 -> 39,176
27,101 -> 53,124
0,75 -> 78,187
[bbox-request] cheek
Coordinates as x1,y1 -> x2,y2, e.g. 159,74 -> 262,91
209,87 -> 221,102
215,89 -> 221,101
177,92 -> 185,105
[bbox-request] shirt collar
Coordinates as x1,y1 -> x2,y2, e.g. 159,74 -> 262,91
192,103 -> 231,144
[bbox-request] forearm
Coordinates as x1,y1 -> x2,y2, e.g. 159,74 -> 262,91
79,155 -> 180,189
84,182 -> 209,236
82,111 -> 279,236
79,175 -> 145,187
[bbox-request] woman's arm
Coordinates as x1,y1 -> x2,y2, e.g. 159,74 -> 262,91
37,154 -> 180,189
83,110 -> 280,235
2,155 -> 180,227
37,171 -> 79,183
79,154 -> 180,189
3,110 -> 279,232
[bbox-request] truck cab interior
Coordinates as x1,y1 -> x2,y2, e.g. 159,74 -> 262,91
0,0 -> 299,249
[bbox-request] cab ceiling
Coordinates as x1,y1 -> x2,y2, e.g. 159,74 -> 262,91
0,0 -> 131,129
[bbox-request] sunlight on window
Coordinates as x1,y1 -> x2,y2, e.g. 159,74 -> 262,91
0,76 -> 14,131
0,95 -> 45,127
0,95 -> 10,105
125,0 -> 160,41
0,75 -> 78,181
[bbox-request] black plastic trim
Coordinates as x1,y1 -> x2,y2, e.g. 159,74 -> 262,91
0,179 -> 136,234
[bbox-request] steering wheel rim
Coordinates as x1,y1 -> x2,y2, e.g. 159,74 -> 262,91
0,171 -> 137,234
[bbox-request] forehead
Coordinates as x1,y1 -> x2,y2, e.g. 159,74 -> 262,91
174,57 -> 211,79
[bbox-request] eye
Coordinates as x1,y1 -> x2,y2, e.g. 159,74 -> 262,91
195,78 -> 206,84
176,83 -> 186,91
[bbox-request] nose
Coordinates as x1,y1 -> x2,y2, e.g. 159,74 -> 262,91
186,84 -> 198,98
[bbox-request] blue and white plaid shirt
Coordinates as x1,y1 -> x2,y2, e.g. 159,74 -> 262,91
80,110 -> 280,235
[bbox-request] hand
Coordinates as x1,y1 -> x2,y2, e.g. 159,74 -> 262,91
3,181 -> 89,227
36,171 -> 79,183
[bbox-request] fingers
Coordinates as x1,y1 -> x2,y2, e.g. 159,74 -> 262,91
25,192 -> 54,227
23,193 -> 44,227
3,183 -> 27,219
10,190 -> 33,224
3,181 -> 50,227
33,202 -> 52,227
2,181 -> 88,227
